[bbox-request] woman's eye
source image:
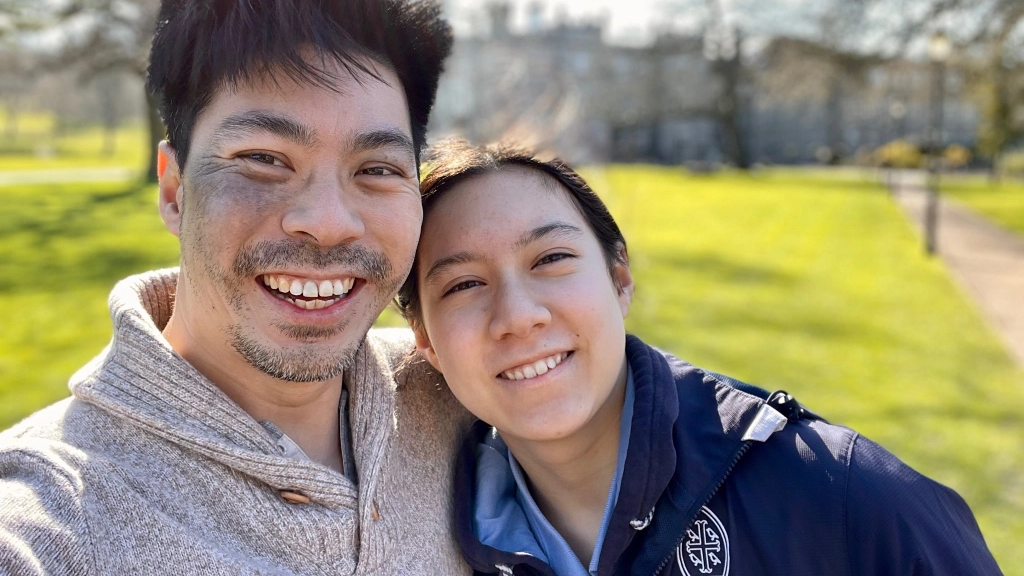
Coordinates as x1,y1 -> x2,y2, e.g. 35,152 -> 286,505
536,252 -> 575,267
442,280 -> 482,297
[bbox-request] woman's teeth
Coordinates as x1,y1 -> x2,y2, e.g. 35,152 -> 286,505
261,275 -> 355,309
502,352 -> 568,381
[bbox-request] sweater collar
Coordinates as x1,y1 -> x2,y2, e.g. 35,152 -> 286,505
69,268 -> 397,508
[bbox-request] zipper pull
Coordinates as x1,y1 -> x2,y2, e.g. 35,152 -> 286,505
741,402 -> 787,442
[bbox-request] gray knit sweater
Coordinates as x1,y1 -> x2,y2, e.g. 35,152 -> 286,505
0,269 -> 472,575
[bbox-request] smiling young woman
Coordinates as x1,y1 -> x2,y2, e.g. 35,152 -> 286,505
396,139 -> 1002,576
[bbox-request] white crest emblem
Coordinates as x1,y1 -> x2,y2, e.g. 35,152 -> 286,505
676,506 -> 730,576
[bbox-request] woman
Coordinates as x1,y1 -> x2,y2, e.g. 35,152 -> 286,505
396,139 -> 999,576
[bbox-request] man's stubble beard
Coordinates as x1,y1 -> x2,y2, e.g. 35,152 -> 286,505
178,186 -> 404,383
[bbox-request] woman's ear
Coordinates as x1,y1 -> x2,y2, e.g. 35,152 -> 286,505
413,324 -> 443,374
613,245 -> 634,318
158,141 -> 184,238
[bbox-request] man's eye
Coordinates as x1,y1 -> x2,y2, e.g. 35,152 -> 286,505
246,153 -> 281,166
443,280 -> 482,297
361,166 -> 398,176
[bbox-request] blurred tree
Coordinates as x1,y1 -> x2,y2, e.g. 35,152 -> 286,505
757,36 -> 879,163
660,0 -> 750,168
706,0 -> 749,168
865,0 -> 1024,171
1,0 -> 162,179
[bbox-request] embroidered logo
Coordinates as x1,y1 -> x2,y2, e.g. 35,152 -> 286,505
676,506 -> 729,576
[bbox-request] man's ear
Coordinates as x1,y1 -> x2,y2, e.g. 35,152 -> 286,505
613,245 -> 634,318
158,141 -> 184,238
413,324 -> 443,374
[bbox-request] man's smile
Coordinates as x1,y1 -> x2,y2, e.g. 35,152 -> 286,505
259,273 -> 359,310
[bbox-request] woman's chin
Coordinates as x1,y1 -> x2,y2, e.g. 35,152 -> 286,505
496,409 -> 592,444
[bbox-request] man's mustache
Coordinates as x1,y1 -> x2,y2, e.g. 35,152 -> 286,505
232,240 -> 392,283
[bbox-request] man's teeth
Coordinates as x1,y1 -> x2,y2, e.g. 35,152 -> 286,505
261,275 -> 356,308
502,353 -> 568,381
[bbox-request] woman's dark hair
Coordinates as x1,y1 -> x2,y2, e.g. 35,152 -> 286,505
146,0 -> 453,169
396,138 -> 628,325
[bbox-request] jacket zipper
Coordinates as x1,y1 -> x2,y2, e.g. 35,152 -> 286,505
650,440 -> 753,576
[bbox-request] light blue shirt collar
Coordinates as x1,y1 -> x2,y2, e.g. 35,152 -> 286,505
473,368 -> 635,576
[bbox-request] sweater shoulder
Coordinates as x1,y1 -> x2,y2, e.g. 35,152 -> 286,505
364,327 -> 416,362
1,397 -> 109,446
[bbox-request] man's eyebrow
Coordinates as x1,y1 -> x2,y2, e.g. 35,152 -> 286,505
214,111 -> 318,148
513,222 -> 584,250
352,128 -> 416,158
423,252 -> 481,285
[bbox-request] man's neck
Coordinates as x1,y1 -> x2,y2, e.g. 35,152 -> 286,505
161,302 -> 345,472
502,374 -> 627,567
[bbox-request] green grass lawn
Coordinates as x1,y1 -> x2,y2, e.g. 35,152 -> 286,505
1,168 -> 1022,571
0,117 -> 149,172
0,181 -> 179,427
942,175 -> 1024,235
588,166 -> 1024,572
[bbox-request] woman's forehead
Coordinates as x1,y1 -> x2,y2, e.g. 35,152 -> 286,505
419,169 -> 585,255
431,168 -> 578,227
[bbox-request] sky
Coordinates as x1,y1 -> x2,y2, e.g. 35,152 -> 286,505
445,0 -> 684,46
443,0 -> 825,48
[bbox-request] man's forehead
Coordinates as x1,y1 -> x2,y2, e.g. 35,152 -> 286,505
217,53 -> 402,102
193,66 -> 411,144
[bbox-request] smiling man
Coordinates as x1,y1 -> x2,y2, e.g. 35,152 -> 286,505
0,1 -> 470,574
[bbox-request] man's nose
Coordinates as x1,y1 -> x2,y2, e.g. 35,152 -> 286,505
488,280 -> 552,341
281,177 -> 365,247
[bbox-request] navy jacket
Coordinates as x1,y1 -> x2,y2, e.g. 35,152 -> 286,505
453,336 -> 1003,575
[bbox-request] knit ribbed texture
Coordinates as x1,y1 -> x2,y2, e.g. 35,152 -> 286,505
0,269 -> 472,575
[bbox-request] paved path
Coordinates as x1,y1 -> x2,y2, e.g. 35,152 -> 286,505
889,170 -> 1024,368
0,167 -> 136,186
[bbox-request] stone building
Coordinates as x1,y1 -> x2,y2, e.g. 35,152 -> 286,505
429,4 -> 980,166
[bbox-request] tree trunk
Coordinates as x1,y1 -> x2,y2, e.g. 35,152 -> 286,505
144,89 -> 165,183
5,98 -> 18,140
103,123 -> 116,157
716,32 -> 749,169
718,62 -> 749,169
826,74 -> 844,164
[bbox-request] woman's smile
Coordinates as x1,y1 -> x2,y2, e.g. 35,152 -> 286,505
412,165 -> 632,444
497,350 -> 574,382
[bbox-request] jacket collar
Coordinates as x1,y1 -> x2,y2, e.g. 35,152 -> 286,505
453,335 -> 769,574
615,338 -> 769,575
69,269 -> 399,508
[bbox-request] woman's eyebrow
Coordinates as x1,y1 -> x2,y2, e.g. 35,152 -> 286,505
423,252 -> 479,285
513,222 -> 584,250
423,222 -> 584,285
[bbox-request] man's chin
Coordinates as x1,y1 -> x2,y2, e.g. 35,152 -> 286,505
228,328 -> 364,383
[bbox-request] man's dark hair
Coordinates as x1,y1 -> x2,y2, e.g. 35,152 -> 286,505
396,138 -> 628,325
146,0 -> 453,169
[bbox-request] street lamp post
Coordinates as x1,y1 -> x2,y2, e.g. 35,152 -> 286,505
925,33 -> 951,255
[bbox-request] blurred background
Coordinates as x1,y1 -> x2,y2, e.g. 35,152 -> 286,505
1,0 -> 1023,571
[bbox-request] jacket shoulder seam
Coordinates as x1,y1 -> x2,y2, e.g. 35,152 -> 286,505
842,431 -> 860,576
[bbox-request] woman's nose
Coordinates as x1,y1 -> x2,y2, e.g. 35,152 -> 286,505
281,178 -> 365,247
488,281 -> 552,340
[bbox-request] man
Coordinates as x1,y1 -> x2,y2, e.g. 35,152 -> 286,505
0,1 -> 470,574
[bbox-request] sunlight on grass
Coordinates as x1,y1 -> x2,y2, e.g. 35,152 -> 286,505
0,182 -> 178,426
1,168 -> 1021,571
586,166 -> 1024,572
0,115 -> 148,172
942,175 -> 1024,235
